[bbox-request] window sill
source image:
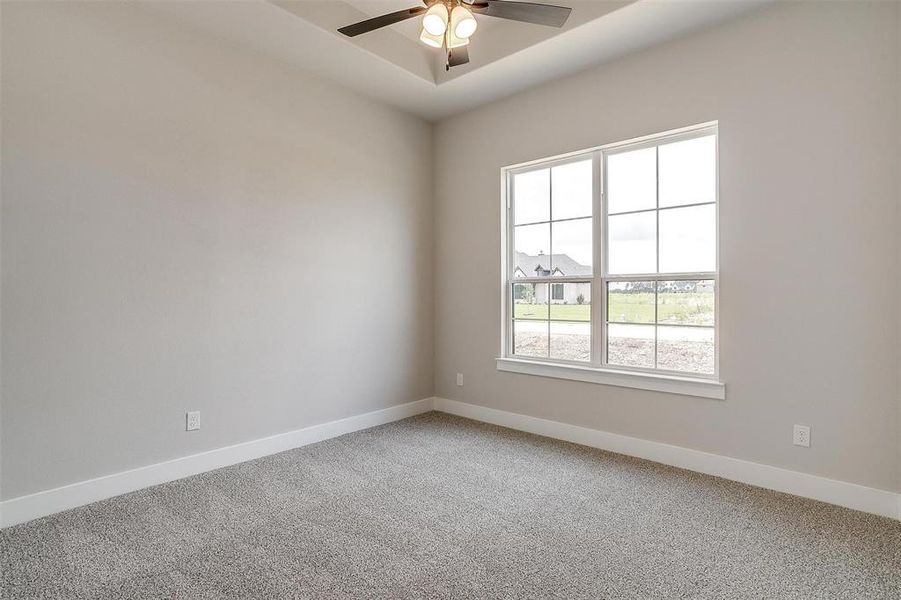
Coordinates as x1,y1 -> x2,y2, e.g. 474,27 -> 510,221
495,358 -> 725,400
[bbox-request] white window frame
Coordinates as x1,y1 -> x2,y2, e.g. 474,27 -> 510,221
498,122 -> 724,400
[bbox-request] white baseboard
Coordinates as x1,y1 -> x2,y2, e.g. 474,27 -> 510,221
0,398 -> 436,528
4,396 -> 897,527
433,397 -> 901,521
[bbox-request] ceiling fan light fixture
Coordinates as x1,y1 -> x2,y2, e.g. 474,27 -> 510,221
422,3 -> 449,36
419,27 -> 444,48
450,5 -> 477,39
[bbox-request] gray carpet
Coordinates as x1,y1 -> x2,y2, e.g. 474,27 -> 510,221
2,412 -> 900,599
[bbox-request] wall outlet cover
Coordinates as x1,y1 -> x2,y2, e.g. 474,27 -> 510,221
186,411 -> 201,431
456,373 -> 464,386
793,424 -> 810,447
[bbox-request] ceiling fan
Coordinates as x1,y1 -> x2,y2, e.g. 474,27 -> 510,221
337,1 -> 573,70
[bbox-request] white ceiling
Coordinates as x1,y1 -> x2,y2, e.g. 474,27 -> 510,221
142,0 -> 772,121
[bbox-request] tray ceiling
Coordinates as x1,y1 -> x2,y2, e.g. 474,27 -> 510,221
142,0 -> 771,120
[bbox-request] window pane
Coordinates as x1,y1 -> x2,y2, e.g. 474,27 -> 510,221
552,159 -> 592,220
607,147 -> 656,214
607,323 -> 654,368
548,283 -> 590,321
657,280 -> 714,326
607,281 -> 655,324
513,320 -> 548,358
514,223 -> 551,277
512,283 -> 548,320
550,321 -> 590,362
657,326 -> 714,374
608,211 -> 656,275
551,217 -> 592,274
658,204 -> 715,273
659,135 -> 715,208
514,169 -> 550,225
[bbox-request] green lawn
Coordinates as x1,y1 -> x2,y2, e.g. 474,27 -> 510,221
608,292 -> 713,325
515,303 -> 590,321
514,292 -> 713,325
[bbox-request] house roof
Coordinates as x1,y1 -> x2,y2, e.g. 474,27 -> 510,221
515,252 -> 591,277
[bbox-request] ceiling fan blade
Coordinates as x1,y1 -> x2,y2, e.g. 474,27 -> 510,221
470,1 -> 572,28
338,6 -> 427,37
448,45 -> 470,68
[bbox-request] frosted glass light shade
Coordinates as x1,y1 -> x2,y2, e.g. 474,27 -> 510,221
419,28 -> 443,48
447,29 -> 470,49
422,4 -> 448,36
451,6 -> 477,39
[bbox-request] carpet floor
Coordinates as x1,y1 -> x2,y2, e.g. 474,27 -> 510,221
2,411 -> 900,599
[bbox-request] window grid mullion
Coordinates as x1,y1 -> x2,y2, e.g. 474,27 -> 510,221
605,272 -> 717,282
545,167 -> 556,358
654,146 -> 660,369
547,169 -> 552,357
595,150 -> 605,368
548,166 -> 553,281
607,200 -> 715,218
513,277 -> 591,284
612,321 -> 714,329
514,214 -> 593,228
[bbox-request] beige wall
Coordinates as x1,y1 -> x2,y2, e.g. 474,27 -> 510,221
434,1 -> 900,492
0,2 -> 433,499
2,0 -> 899,505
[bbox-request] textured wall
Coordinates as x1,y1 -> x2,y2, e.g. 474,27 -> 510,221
0,2 -> 434,499
434,1 -> 900,492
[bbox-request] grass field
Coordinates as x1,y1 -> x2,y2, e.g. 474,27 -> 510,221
514,292 -> 713,325
608,292 -> 713,325
515,304 -> 591,321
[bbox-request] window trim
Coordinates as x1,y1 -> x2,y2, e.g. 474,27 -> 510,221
495,357 -> 725,400
500,122 -> 722,397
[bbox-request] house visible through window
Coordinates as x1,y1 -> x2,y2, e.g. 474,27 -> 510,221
504,124 -> 717,377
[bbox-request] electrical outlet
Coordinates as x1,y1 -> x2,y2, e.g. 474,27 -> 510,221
793,424 -> 810,447
456,373 -> 464,387
186,411 -> 200,431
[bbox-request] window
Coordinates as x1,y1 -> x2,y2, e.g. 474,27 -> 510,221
503,124 -> 718,382
551,283 -> 564,301
510,157 -> 593,363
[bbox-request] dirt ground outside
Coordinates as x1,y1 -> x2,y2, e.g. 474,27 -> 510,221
513,331 -> 714,374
